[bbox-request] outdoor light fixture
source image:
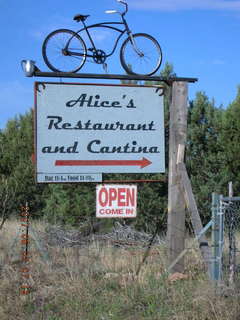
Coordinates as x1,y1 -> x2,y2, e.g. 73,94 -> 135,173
21,60 -> 36,77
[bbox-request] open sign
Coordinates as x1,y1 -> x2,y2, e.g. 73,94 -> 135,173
96,184 -> 137,218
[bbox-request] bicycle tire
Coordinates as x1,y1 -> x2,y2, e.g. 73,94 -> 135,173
42,29 -> 87,73
120,33 -> 162,76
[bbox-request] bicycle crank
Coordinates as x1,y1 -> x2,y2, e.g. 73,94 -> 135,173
93,49 -> 107,64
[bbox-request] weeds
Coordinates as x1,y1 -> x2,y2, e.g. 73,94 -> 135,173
0,219 -> 239,320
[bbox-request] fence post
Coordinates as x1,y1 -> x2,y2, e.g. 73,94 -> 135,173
219,195 -> 225,281
211,193 -> 221,282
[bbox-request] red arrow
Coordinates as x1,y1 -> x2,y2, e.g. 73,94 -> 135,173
55,157 -> 152,169
31,153 -> 36,164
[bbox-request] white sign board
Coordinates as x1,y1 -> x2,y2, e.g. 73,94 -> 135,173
96,184 -> 137,218
35,82 -> 165,182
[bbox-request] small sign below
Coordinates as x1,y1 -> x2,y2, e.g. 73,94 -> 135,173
96,184 -> 137,218
37,173 -> 102,183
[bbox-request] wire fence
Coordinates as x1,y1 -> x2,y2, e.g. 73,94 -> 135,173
212,195 -> 240,289
222,197 -> 240,288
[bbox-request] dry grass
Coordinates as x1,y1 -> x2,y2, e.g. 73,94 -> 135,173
0,219 -> 240,320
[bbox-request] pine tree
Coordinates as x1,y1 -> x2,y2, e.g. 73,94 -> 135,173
43,183 -> 96,226
220,86 -> 240,193
0,111 -> 46,218
186,92 -> 224,223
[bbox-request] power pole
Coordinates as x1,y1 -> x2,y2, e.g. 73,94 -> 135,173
167,81 -> 188,273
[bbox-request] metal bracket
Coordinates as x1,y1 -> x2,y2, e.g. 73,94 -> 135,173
23,64 -> 198,85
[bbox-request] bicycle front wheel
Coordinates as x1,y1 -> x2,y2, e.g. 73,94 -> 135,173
42,29 -> 87,73
120,33 -> 162,76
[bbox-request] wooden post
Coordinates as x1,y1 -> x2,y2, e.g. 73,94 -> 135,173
178,161 -> 212,276
167,81 -> 188,273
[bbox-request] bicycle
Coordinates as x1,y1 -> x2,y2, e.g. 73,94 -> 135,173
42,0 -> 162,76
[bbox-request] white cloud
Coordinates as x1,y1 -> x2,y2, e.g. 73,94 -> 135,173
130,0 -> 240,11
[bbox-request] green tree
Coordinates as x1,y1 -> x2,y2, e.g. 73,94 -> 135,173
0,174 -> 17,229
0,111 -> 46,218
43,183 -> 96,226
220,86 -> 240,193
186,92 -> 224,223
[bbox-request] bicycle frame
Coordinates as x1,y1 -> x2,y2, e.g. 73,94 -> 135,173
78,22 -> 127,58
65,18 -> 132,59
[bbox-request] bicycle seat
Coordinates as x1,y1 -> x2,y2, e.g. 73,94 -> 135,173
73,14 -> 90,22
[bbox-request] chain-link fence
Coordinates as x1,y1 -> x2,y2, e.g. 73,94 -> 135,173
212,194 -> 240,289
222,197 -> 240,287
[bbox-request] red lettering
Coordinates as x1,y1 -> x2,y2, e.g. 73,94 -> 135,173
99,208 -> 124,215
118,188 -> 126,206
109,188 -> 117,206
99,187 -> 108,207
126,188 -> 135,206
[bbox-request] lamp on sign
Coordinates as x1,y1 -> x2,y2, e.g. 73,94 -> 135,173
21,60 -> 36,77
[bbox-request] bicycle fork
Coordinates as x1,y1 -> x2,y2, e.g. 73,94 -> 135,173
129,33 -> 144,57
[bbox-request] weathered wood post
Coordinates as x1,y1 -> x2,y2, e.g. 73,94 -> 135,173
178,161 -> 212,276
167,81 -> 188,273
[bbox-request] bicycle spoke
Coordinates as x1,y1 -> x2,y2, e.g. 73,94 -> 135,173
70,55 -> 85,61
42,29 -> 86,72
120,33 -> 162,75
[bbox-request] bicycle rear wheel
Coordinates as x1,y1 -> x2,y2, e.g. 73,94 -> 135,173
42,29 -> 87,73
120,33 -> 162,76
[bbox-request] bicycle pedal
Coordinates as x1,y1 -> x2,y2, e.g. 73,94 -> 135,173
103,63 -> 108,74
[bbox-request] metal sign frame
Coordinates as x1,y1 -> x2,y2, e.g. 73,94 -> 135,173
34,81 -> 165,183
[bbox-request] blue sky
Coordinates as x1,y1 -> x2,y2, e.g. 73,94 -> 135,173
1,0 -> 240,128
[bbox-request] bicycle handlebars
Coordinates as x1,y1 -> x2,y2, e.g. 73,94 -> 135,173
105,1 -> 128,16
116,0 -> 128,15
105,10 -> 118,14
105,1 -> 128,17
